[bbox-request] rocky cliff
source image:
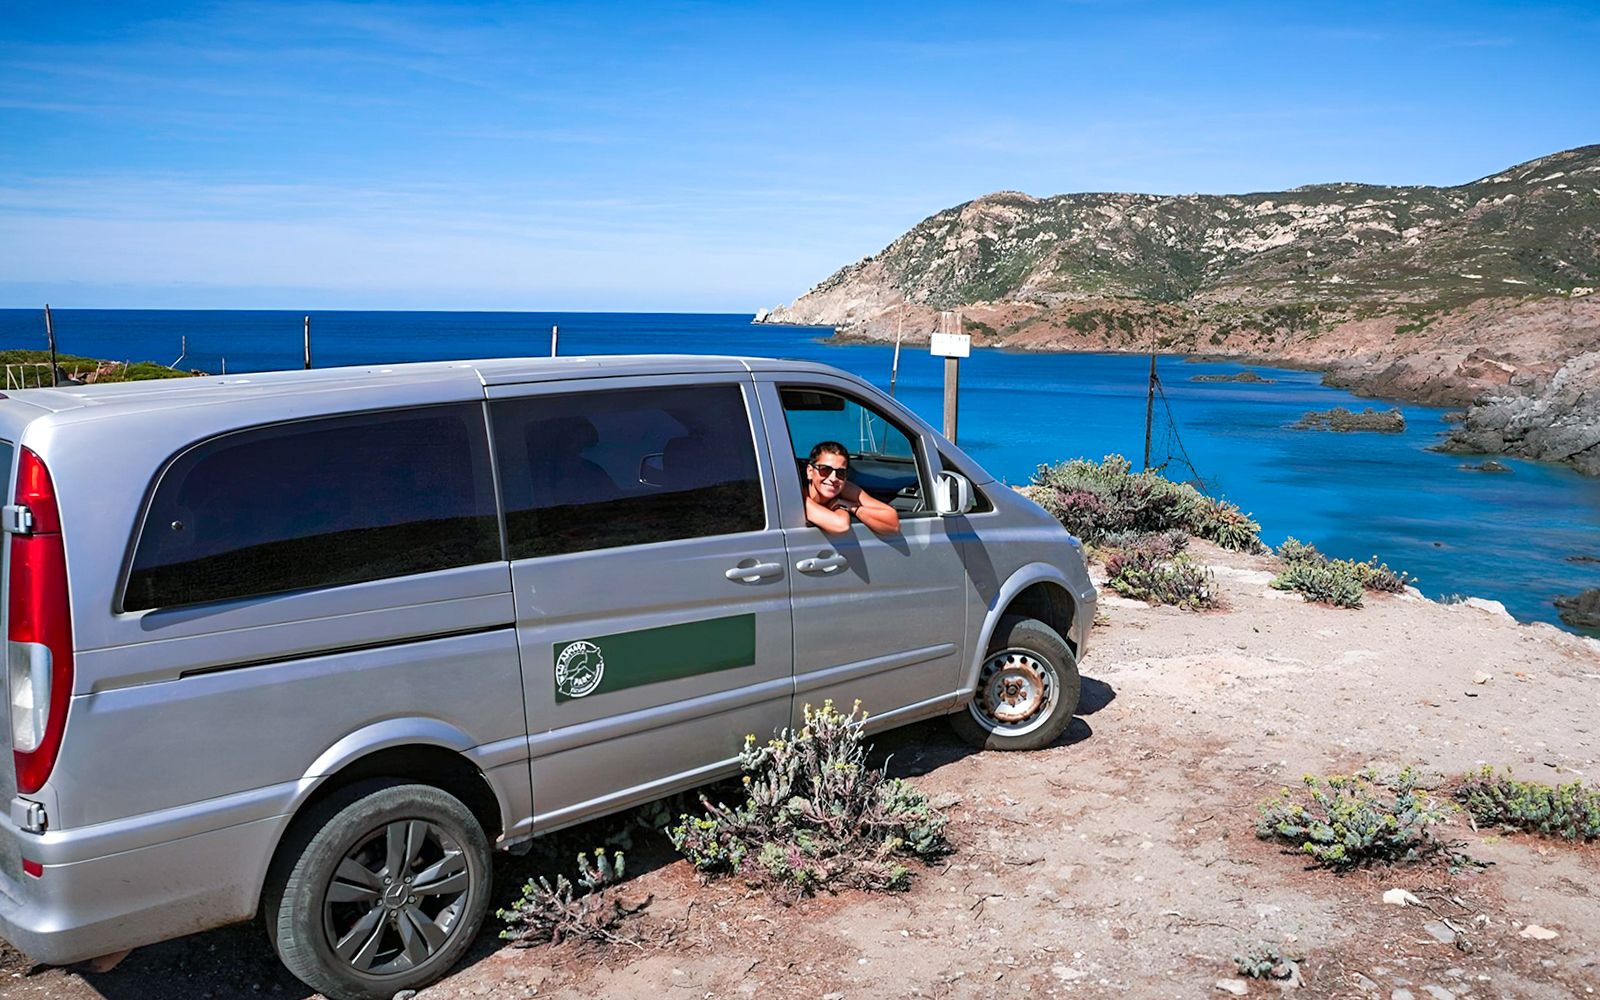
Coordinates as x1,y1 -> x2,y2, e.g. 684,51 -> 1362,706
762,145 -> 1600,471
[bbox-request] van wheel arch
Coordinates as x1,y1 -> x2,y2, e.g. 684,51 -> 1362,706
259,745 -> 503,918
997,581 -> 1078,658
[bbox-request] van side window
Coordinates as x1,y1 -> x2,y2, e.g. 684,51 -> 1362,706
779,387 -> 933,517
491,384 -> 764,559
123,405 -> 500,612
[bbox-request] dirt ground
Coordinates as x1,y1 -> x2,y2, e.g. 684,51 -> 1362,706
6,541 -> 1600,1000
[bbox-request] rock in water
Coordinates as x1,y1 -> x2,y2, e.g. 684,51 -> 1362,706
1554,589 -> 1600,629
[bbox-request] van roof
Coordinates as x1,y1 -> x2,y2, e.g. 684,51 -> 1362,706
0,354 -> 863,415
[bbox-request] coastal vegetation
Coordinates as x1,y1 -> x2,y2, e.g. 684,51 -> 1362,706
1025,454 -> 1265,553
668,701 -> 950,895
499,849 -> 646,947
1102,532 -> 1217,610
0,348 -> 195,385
1270,537 -> 1413,609
1454,768 -> 1600,841
1256,769 -> 1462,871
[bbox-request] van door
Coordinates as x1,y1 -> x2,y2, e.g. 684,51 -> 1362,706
755,378 -> 968,730
489,375 -> 792,831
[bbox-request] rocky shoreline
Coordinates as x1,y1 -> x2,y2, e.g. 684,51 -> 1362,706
773,294 -> 1600,475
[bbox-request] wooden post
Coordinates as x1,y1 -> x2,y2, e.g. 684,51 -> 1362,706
44,304 -> 58,387
303,315 -> 312,369
550,324 -> 559,357
1142,349 -> 1157,471
942,311 -> 960,442
943,356 -> 959,442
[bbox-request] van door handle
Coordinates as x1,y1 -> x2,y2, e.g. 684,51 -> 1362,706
795,553 -> 848,574
724,561 -> 783,583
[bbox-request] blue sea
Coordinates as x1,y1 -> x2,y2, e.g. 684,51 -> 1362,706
4,308 -> 1598,635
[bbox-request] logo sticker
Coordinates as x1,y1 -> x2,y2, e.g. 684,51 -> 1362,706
555,640 -> 605,699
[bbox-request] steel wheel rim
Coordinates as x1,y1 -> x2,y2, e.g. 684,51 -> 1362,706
322,819 -> 472,978
969,647 -> 1057,737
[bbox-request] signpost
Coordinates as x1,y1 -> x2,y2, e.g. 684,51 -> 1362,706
930,311 -> 970,443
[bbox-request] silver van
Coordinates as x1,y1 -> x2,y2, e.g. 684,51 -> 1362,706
0,355 -> 1095,999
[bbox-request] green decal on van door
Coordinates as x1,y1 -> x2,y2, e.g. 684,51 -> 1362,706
553,614 -> 756,701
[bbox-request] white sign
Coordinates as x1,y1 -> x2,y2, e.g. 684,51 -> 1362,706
929,332 -> 971,358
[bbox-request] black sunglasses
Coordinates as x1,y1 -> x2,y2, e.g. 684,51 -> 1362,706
810,461 -> 849,480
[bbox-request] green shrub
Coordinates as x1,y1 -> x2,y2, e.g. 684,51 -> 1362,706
1030,455 -> 1264,552
1454,767 -> 1600,841
1272,537 -> 1414,604
1256,769 -> 1458,870
668,701 -> 949,895
1234,942 -> 1304,983
1277,536 -> 1323,565
1104,543 -> 1216,610
499,849 -> 646,946
1350,557 -> 1412,593
1271,560 -> 1364,608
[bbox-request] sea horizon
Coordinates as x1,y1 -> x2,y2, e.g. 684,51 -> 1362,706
3,306 -> 1597,636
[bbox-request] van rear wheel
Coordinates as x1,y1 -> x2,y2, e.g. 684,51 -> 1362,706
264,781 -> 492,1000
951,616 -> 1080,751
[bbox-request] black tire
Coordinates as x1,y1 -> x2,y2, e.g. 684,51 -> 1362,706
950,615 -> 1081,751
263,781 -> 493,1000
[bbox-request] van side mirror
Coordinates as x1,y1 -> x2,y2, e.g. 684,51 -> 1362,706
933,471 -> 974,516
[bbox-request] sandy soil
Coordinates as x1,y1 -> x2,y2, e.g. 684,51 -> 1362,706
6,541 -> 1600,1000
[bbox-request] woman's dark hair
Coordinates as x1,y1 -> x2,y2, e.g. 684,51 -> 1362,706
808,440 -> 848,464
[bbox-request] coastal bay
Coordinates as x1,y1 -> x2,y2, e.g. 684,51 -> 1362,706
2,308 -> 1596,633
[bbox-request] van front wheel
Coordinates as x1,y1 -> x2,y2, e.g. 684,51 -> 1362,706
951,616 -> 1080,751
264,781 -> 493,1000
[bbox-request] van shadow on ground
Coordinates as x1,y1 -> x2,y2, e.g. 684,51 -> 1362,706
57,675 -> 1115,1000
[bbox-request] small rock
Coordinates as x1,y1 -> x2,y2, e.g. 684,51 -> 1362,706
392,993 -> 417,1000
931,792 -> 963,810
1422,921 -> 1456,944
1462,597 -> 1513,619
1423,986 -> 1456,1000
1519,924 -> 1559,940
1383,888 -> 1422,907
1392,991 -> 1415,1000
1472,672 -> 1491,685
1052,965 -> 1085,981
823,993 -> 845,1000
1353,973 -> 1380,992
1215,980 -> 1249,996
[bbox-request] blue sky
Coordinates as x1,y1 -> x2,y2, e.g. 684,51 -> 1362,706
2,1 -> 1596,311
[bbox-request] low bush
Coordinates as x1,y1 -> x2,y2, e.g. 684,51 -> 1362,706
1271,537 -> 1414,607
1029,455 -> 1265,552
1454,767 -> 1600,841
668,701 -> 949,895
499,849 -> 647,947
1256,769 -> 1460,870
1234,942 -> 1304,984
1104,540 -> 1217,610
1271,559 -> 1364,608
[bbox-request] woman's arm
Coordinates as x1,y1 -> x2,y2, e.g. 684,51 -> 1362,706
838,482 -> 901,534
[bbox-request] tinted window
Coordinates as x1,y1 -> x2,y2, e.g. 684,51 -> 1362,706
492,384 -> 764,559
125,405 -> 500,611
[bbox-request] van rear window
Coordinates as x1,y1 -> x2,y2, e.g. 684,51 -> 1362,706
123,405 -> 500,612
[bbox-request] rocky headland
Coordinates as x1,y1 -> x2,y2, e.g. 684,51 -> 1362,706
760,145 -> 1600,473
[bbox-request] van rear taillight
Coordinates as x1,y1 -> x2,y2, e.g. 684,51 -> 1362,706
8,448 -> 72,795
